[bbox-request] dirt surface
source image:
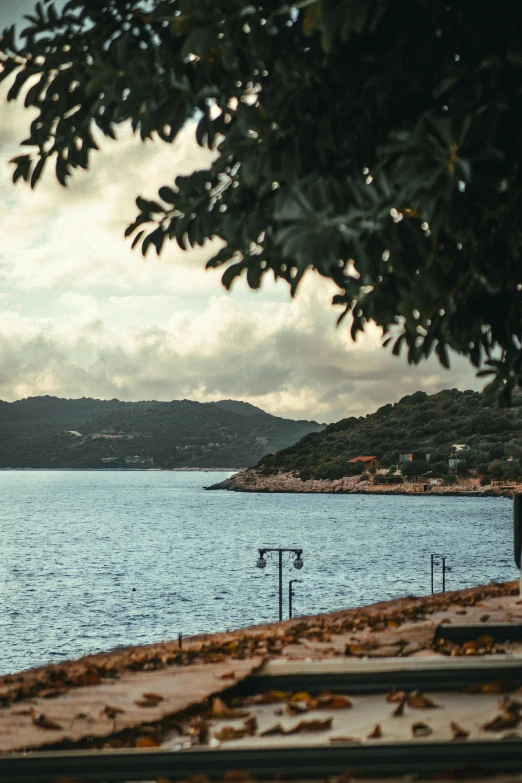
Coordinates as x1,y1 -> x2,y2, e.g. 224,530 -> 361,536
1,579 -> 520,753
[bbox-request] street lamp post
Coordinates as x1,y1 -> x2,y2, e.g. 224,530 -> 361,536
256,548 -> 303,621
431,553 -> 451,593
289,579 -> 302,619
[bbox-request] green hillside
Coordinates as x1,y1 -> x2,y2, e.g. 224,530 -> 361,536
256,389 -> 522,482
0,396 -> 320,469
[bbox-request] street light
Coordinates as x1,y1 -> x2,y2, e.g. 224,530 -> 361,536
289,579 -> 302,619
255,547 -> 304,621
431,553 -> 450,593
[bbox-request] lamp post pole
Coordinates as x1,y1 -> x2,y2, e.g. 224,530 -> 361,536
289,579 -> 302,619
431,553 -> 450,594
278,550 -> 283,622
256,547 -> 304,621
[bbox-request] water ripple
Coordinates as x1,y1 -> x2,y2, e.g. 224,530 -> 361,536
0,470 -> 517,674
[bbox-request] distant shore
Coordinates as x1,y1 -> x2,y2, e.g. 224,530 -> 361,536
206,469 -> 516,498
0,467 -> 239,472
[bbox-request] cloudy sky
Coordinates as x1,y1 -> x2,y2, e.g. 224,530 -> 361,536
0,2 -> 483,423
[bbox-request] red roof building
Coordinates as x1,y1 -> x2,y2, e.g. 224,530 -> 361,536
348,455 -> 380,469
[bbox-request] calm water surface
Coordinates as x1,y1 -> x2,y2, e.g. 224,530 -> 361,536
0,470 -> 517,674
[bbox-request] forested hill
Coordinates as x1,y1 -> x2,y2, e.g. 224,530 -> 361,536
0,396 -> 321,469
255,389 -> 522,481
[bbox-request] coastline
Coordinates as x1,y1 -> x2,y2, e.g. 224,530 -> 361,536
0,467 -> 239,472
206,468 -> 517,498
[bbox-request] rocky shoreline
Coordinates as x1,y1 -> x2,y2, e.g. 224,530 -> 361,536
206,469 -> 516,497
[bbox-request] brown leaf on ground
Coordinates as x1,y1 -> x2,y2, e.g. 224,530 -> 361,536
215,717 -> 257,742
480,614 -> 490,622
102,705 -> 125,719
71,670 -> 102,687
386,691 -> 407,703
218,672 -> 236,680
39,687 -> 69,699
312,694 -> 352,710
345,643 -> 376,656
406,691 -> 439,709
212,697 -> 249,719
499,697 -> 522,715
329,736 -> 361,743
479,681 -> 508,694
290,691 -> 313,702
286,718 -> 333,734
135,736 -> 160,748
135,692 -> 164,708
245,690 -> 290,705
450,721 -> 469,739
215,726 -> 249,742
286,701 -> 308,715
367,724 -> 382,739
483,712 -> 521,731
392,697 -> 407,717
33,714 -> 63,730
412,722 -> 432,737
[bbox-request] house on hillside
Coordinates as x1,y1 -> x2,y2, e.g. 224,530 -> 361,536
348,455 -> 380,469
452,444 -> 467,452
398,452 -> 413,463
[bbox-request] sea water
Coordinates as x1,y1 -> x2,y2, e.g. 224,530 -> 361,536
0,470 -> 516,674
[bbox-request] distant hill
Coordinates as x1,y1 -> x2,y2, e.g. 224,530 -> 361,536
254,389 -> 522,481
0,396 -> 321,469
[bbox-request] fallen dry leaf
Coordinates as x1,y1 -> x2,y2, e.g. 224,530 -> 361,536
215,726 -> 249,742
214,717 -> 257,742
260,718 -> 332,736
406,691 -> 439,709
412,722 -> 432,737
386,691 -> 407,703
135,692 -> 164,708
329,736 -> 361,743
135,736 -> 160,748
33,714 -> 63,730
479,681 -> 507,694
102,705 -> 125,719
286,718 -> 333,734
218,672 -> 236,680
367,724 -> 382,739
450,721 -> 469,739
290,691 -> 313,702
245,690 -> 290,705
286,702 -> 308,715
212,697 -> 249,719
392,697 -> 407,717
499,697 -> 522,715
312,694 -> 352,710
483,712 -> 521,731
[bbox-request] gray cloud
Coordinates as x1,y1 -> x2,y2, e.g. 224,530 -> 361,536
0,283 -> 483,421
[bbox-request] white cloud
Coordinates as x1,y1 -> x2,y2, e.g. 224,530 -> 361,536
0,277 -> 483,420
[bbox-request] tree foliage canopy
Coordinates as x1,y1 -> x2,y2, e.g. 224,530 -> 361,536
1,1 -> 522,399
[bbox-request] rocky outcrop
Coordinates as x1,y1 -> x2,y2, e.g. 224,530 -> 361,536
207,470 -> 511,496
